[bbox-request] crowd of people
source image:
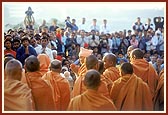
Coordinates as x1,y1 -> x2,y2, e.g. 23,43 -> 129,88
4,16 -> 164,111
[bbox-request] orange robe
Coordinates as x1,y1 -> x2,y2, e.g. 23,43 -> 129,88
153,69 -> 164,111
110,74 -> 153,111
37,54 -> 50,76
131,59 -> 159,98
25,71 -> 55,111
42,71 -> 70,111
67,89 -> 117,111
72,74 -> 111,99
4,79 -> 33,111
103,67 -> 120,82
78,63 -> 87,77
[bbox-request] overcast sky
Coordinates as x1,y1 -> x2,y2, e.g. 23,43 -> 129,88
3,2 -> 165,32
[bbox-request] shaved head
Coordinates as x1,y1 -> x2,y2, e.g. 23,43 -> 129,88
84,69 -> 101,90
25,55 -> 40,72
120,62 -> 133,75
103,53 -> 116,69
50,60 -> 62,72
5,59 -> 22,80
85,55 -> 98,70
130,48 -> 144,60
127,45 -> 134,57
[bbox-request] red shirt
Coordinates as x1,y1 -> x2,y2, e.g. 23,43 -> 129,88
4,49 -> 16,58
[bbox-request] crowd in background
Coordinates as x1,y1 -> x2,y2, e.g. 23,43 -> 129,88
3,15 -> 165,111
4,16 -> 164,77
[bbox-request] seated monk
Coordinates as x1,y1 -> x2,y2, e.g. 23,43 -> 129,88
42,60 -> 70,111
72,55 -> 111,98
24,55 -> 55,111
110,62 -> 153,111
67,69 -> 116,111
70,47 -> 93,78
37,54 -> 50,76
103,53 -> 120,82
4,59 -> 33,111
153,69 -> 164,111
4,56 -> 14,80
127,45 -> 135,62
130,48 -> 159,99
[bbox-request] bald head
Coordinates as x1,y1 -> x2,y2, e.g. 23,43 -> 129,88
127,45 -> 134,57
84,69 -> 101,90
103,53 -> 116,69
130,48 -> 144,61
25,55 -> 40,72
50,60 -> 62,72
5,59 -> 22,80
120,62 -> 133,76
85,55 -> 98,70
4,57 -> 14,69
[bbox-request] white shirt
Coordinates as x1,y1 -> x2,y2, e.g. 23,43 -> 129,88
90,25 -> 100,32
35,45 -> 54,61
78,24 -> 89,32
76,36 -> 89,47
100,25 -> 111,34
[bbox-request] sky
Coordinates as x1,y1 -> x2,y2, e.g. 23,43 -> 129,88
3,2 -> 165,32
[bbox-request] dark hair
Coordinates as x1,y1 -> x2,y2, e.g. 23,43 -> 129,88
84,69 -> 101,89
34,34 -> 41,40
50,60 -> 62,70
86,55 -> 98,70
41,36 -> 49,41
21,36 -> 30,43
120,62 -> 133,74
131,48 -> 144,59
4,57 -> 14,69
98,60 -> 105,74
25,55 -> 40,72
13,38 -> 21,43
4,39 -> 12,44
131,34 -> 136,38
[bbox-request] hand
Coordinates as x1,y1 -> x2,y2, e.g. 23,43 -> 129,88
25,46 -> 29,54
70,64 -> 79,74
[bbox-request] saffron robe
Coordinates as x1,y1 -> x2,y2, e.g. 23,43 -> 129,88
153,69 -> 164,111
131,59 -> 159,98
67,89 -> 117,111
103,67 -> 120,82
4,79 -> 33,111
110,74 -> 153,111
42,71 -> 70,110
72,74 -> 111,99
25,71 -> 55,111
37,54 -> 50,76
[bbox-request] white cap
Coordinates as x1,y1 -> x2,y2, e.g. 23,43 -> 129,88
78,47 -> 93,57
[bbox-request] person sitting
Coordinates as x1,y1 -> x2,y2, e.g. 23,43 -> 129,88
24,55 -> 55,111
4,59 -> 33,111
42,60 -> 70,111
16,36 -> 37,66
110,62 -> 153,111
102,53 -> 120,82
67,69 -> 116,111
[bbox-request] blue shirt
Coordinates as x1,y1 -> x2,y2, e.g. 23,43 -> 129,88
16,45 -> 37,66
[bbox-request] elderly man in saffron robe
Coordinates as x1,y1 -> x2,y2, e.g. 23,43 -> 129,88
72,55 -> 112,99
